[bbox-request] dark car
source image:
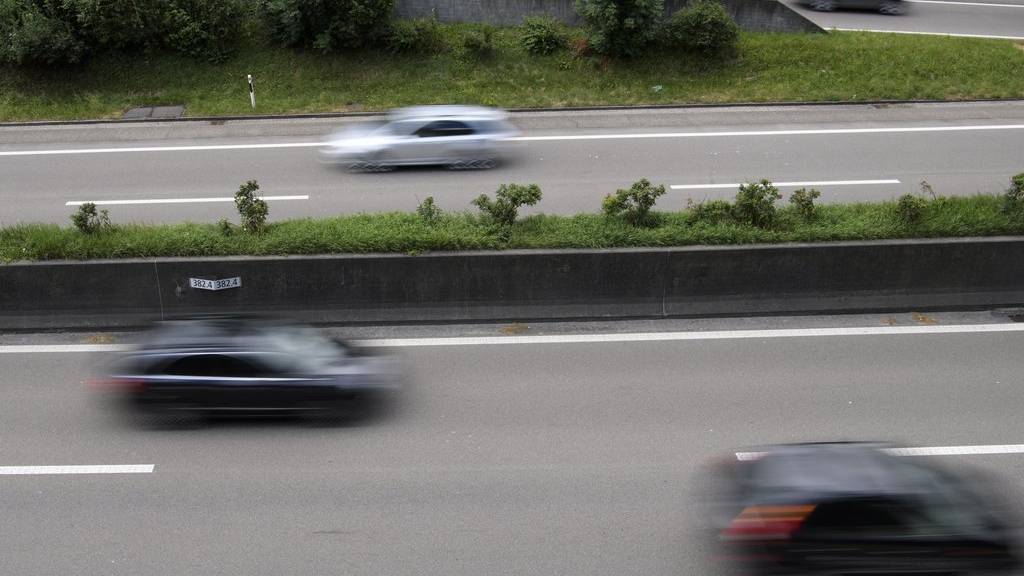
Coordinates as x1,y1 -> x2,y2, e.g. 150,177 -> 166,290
93,317 -> 402,424
706,442 -> 1020,575
806,0 -> 905,14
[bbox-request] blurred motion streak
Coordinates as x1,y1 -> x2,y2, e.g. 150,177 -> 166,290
90,315 -> 403,428
703,442 -> 1021,575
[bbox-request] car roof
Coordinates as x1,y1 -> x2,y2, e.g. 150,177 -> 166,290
741,442 -> 956,505
386,105 -> 508,122
135,316 -> 297,353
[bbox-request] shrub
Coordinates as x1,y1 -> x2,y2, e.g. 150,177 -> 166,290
733,179 -> 781,228
69,0 -> 158,50
789,187 -> 821,222
386,16 -> 447,54
568,35 -> 591,58
159,0 -> 246,62
1003,172 -> 1024,214
261,0 -> 394,52
661,0 -> 738,57
687,198 -> 733,224
416,196 -> 442,224
602,178 -> 666,226
462,24 -> 496,58
574,0 -> 663,58
896,193 -> 927,225
0,0 -> 87,65
473,183 -> 543,228
217,218 -> 234,236
235,180 -> 269,233
520,15 -> 566,55
70,202 -> 111,234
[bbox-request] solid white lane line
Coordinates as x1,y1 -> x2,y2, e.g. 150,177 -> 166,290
511,124 -> 1024,142
65,195 -> 308,206
4,324 -> 1024,354
737,444 -> 1024,461
0,464 -> 154,475
0,142 -> 322,157
3,124 -> 1024,157
904,0 -> 1024,7
835,28 -> 1024,40
671,179 -> 899,190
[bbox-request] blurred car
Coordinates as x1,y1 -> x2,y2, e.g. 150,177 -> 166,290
707,442 -> 1020,575
92,316 -> 402,424
805,0 -> 905,14
319,105 -> 520,170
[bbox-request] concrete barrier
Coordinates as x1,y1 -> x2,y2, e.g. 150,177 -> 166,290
2,238 -> 1023,330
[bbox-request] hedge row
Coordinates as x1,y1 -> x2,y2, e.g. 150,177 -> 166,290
1,0 -> 739,66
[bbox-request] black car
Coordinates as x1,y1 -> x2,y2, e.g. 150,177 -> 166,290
706,442 -> 1020,575
93,317 -> 402,424
806,0 -> 905,14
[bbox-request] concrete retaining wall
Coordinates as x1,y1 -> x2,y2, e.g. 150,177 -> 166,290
2,238 -> 1023,330
394,0 -> 822,33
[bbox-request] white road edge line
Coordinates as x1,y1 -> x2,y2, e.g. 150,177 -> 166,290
5,323 -> 1024,354
904,0 -> 1024,7
834,28 -> 1024,41
3,124 -> 1024,156
65,195 -> 309,206
671,179 -> 899,190
0,464 -> 155,475
737,444 -> 1024,461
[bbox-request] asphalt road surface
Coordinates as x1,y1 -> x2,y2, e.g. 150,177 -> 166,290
784,0 -> 1024,39
1,101 -> 1023,225
5,319 -> 1024,575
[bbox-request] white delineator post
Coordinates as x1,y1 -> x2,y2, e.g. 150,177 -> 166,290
247,74 -> 255,110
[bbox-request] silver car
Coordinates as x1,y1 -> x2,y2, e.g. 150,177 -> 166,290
319,105 -> 520,171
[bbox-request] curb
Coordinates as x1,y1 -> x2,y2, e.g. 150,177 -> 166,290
3,98 -> 1024,128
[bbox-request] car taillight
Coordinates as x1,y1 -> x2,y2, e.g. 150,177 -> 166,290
84,377 -> 146,392
721,505 -> 816,540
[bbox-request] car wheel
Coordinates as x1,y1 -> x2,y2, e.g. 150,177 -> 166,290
878,0 -> 903,13
810,0 -> 836,10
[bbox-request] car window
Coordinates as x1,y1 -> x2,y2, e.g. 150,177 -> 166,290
414,120 -> 475,138
163,355 -> 264,378
802,498 -> 910,538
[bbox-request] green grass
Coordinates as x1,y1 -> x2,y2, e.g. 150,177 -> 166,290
3,195 -> 1021,261
2,26 -> 1024,121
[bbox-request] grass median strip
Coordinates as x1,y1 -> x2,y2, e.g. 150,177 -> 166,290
2,194 -> 1022,261
2,29 -> 1024,122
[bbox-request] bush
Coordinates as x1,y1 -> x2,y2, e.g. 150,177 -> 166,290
733,179 -> 781,228
0,0 -> 87,65
789,187 -> 821,222
217,218 -> 234,236
473,183 -> 543,228
416,196 -> 442,224
575,0 -> 663,58
159,0 -> 246,62
661,0 -> 739,57
1003,172 -> 1024,214
386,16 -> 447,54
462,25 -> 496,58
520,15 -> 566,55
235,180 -> 269,233
602,178 -> 666,226
69,0 -> 158,50
70,202 -> 111,234
687,199 -> 733,224
261,0 -> 394,52
896,193 -> 927,225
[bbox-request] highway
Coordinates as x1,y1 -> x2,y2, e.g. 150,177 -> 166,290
784,0 -> 1024,39
5,316 -> 1024,575
1,101 -> 1023,225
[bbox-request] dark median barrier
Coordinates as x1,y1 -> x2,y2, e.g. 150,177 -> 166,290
2,237 -> 1023,330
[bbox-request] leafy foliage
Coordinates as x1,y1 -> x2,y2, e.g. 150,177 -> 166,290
661,0 -> 739,57
601,178 -> 665,226
70,202 -> 111,234
896,193 -> 927,225
575,0 -> 664,58
473,183 -> 543,227
789,187 -> 821,222
261,0 -> 394,52
733,179 -> 781,228
235,180 -> 269,233
520,15 -> 566,55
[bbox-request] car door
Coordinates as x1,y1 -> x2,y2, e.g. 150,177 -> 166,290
160,354 -> 269,409
410,120 -> 477,163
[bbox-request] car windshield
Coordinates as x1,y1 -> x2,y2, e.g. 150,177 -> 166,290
260,324 -> 344,369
